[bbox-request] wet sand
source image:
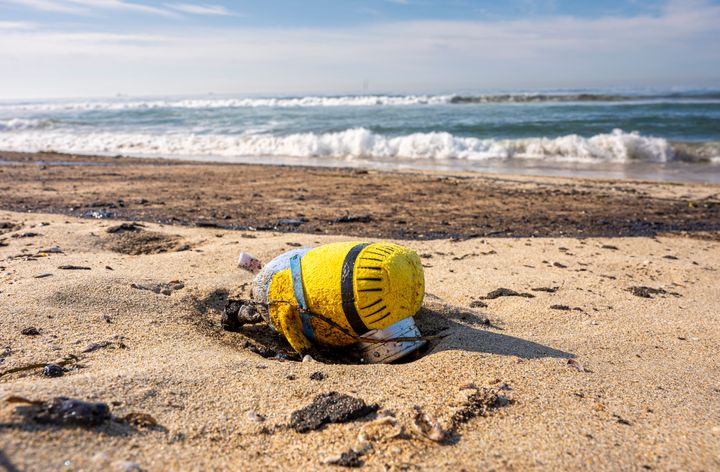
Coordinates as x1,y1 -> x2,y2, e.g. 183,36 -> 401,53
1,151 -> 719,240
1,152 -> 719,471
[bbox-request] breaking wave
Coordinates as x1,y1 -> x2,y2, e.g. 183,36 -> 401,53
2,92 -> 720,111
0,118 -> 49,130
1,128 -> 717,163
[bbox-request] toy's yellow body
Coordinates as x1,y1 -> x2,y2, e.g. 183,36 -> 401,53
253,242 -> 424,355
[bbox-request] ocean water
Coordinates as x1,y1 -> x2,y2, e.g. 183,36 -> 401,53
1,89 -> 719,183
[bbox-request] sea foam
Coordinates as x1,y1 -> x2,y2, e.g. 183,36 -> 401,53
0,118 -> 48,131
0,128 -> 689,163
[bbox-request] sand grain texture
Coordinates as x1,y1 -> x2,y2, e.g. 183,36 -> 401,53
1,211 -> 719,471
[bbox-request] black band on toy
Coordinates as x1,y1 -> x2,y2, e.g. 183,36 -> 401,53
341,243 -> 370,335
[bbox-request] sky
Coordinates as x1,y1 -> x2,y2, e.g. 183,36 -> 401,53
0,0 -> 719,99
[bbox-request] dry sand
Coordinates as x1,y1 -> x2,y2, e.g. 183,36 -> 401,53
1,210 -> 719,471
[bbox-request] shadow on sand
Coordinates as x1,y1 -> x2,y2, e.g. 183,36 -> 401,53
414,295 -> 574,360
202,291 -> 573,364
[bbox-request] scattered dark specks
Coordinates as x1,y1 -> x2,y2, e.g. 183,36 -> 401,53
58,265 -> 91,270
601,245 -> 619,250
613,414 -> 632,426
21,327 -> 40,336
131,281 -> 184,296
289,392 -> 378,433
550,305 -> 571,311
450,385 -> 512,427
482,288 -> 535,299
309,371 -> 326,381
42,364 -> 65,377
567,359 -> 589,373
553,262 -> 568,268
532,286 -> 559,293
286,374 -> 297,381
469,300 -> 488,308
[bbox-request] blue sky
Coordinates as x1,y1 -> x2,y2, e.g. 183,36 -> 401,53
0,0 -> 719,98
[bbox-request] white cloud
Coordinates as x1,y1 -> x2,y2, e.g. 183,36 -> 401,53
166,3 -> 235,16
0,0 -> 718,98
0,20 -> 35,29
2,0 -> 88,14
2,0 -> 179,16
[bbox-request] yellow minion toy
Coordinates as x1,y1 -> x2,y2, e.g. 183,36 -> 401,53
252,242 -> 425,361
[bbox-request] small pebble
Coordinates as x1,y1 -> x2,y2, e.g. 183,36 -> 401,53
43,363 -> 65,377
21,327 -> 40,336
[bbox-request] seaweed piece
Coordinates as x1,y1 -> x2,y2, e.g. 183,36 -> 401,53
482,288 -> 535,299
290,392 -> 378,433
532,286 -> 559,293
58,265 -> 91,270
627,286 -> 670,299
106,222 -> 145,233
11,397 -> 111,427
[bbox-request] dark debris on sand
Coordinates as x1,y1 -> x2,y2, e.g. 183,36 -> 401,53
334,214 -> 372,224
482,288 -> 535,300
532,286 -> 559,293
550,305 -> 571,311
106,222 -> 145,233
8,396 -> 111,427
322,449 -> 365,468
58,265 -> 91,270
627,286 -> 681,299
290,392 -> 378,433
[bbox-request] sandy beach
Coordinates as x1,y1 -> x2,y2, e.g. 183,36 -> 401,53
1,155 -> 719,471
